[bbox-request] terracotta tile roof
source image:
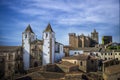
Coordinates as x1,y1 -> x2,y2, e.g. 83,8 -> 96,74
43,23 -> 54,32
0,46 -> 22,51
62,54 -> 97,60
105,64 -> 120,75
69,47 -> 100,52
56,61 -> 78,68
102,59 -> 116,63
25,24 -> 34,33
16,72 -> 65,80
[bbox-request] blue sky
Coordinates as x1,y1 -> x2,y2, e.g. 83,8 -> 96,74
0,0 -> 119,46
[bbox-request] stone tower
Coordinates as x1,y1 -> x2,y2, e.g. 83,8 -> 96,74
69,33 -> 76,48
22,24 -> 36,70
91,29 -> 99,44
42,23 -> 55,65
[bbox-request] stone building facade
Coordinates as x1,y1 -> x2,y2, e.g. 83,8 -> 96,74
0,46 -> 23,79
102,59 -> 120,80
22,23 -> 64,70
91,50 -> 120,61
30,40 -> 43,68
69,29 -> 98,48
103,64 -> 120,80
62,54 -> 98,72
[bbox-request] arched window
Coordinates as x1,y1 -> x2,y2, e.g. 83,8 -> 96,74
46,33 -> 48,38
80,61 -> 82,66
74,52 -> 77,54
25,34 -> 27,38
111,53 -> 112,55
105,57 -> 107,60
34,62 -> 38,67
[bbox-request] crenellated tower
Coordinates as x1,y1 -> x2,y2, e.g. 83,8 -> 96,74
91,29 -> 99,44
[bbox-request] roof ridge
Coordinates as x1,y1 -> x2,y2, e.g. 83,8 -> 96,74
43,23 -> 54,32
25,24 -> 34,33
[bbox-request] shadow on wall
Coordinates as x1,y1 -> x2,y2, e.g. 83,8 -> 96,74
16,76 -> 32,80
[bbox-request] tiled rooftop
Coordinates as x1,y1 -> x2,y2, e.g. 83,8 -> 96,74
57,61 -> 78,68
0,46 -> 22,51
43,23 -> 54,32
62,54 -> 97,60
105,64 -> 120,75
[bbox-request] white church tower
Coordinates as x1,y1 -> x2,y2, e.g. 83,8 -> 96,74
22,24 -> 36,70
42,23 -> 55,65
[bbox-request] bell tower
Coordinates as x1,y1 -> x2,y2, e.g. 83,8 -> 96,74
91,29 -> 99,44
22,24 -> 36,70
42,23 -> 55,65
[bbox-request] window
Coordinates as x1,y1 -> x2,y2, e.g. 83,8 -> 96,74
25,34 -> 27,38
80,61 -> 82,66
74,61 -> 76,64
74,52 -> 77,54
35,45 -> 37,49
105,53 -> 107,55
46,33 -> 48,38
116,58 -> 118,60
115,53 -> 117,55
9,54 -> 13,60
91,60 -> 94,64
96,53 -> 98,56
105,57 -> 107,60
111,53 -> 112,55
0,58 -> 4,63
8,64 -> 11,70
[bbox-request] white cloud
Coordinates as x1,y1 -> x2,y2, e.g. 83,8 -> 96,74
1,0 -> 119,45
8,0 -> 119,26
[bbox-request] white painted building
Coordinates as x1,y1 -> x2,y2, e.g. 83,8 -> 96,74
69,50 -> 83,56
22,24 -> 36,70
88,50 -> 120,60
42,23 -> 64,65
22,24 -> 65,70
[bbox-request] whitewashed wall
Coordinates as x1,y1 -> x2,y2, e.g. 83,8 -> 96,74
55,44 -> 64,62
69,50 -> 83,56
23,32 -> 36,70
42,32 -> 55,65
